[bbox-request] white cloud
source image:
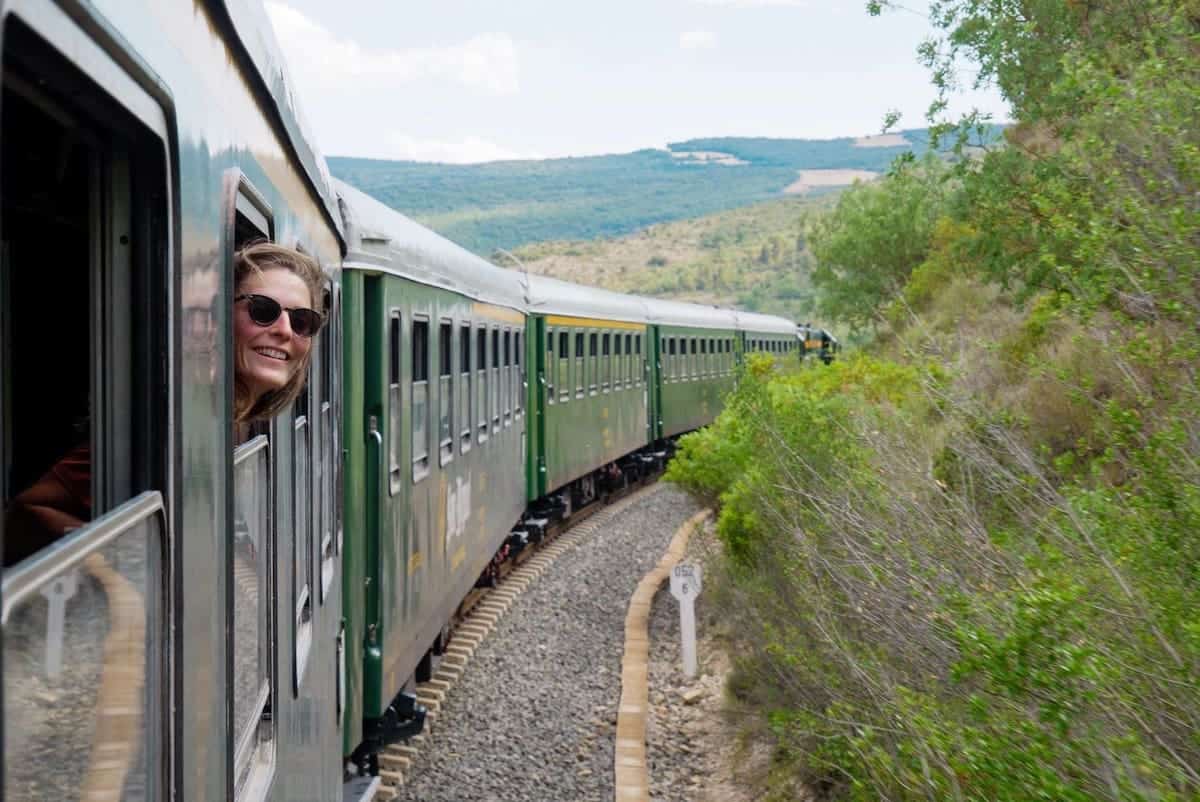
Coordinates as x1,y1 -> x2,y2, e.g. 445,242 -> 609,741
265,2 -> 519,95
379,133 -> 542,164
679,30 -> 718,50
692,0 -> 811,6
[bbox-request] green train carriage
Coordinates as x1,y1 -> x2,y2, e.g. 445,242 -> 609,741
335,180 -> 530,772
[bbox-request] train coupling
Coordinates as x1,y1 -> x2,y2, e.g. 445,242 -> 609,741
351,691 -> 426,775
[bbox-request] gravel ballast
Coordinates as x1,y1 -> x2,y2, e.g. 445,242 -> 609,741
393,484 -> 703,802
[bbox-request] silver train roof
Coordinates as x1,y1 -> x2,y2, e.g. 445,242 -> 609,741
335,179 -> 528,312
525,273 -> 652,325
221,0 -> 342,241
733,310 -> 801,336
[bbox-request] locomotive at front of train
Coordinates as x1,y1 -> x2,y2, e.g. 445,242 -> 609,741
1,1 -> 346,801
334,179 -> 530,782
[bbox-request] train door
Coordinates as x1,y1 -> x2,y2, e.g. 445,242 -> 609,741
1,10 -> 172,802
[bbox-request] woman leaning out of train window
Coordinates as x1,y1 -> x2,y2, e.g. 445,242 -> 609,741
233,241 -> 325,432
1,242 -> 323,566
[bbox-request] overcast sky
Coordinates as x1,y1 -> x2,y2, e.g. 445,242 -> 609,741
266,0 -> 1010,164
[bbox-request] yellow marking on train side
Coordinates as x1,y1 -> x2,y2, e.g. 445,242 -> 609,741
408,551 -> 424,575
544,315 -> 646,331
472,302 -> 525,325
601,407 -> 610,419
451,545 -> 466,571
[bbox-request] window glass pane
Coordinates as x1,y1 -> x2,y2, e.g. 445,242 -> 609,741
460,325 -> 471,444
477,328 -> 488,435
3,498 -> 165,802
413,320 -> 429,469
439,322 -> 452,454
233,438 -> 271,785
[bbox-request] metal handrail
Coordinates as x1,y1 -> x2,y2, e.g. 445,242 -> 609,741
2,490 -> 164,624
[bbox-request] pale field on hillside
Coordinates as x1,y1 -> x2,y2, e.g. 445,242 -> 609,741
783,168 -> 879,195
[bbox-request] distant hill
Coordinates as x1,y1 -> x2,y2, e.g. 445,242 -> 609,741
328,128 -> 946,255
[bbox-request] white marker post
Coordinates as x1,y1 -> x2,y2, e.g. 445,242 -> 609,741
41,570 -> 79,679
669,563 -> 702,678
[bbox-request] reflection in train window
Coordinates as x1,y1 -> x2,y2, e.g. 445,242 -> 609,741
514,332 -> 523,417
574,332 -> 585,398
1,18 -> 170,800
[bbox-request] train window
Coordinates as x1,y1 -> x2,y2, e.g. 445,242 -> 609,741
557,331 -> 570,403
514,332 -> 523,417
627,334 -> 635,388
233,436 -> 272,790
294,379 -> 314,690
412,318 -> 430,479
439,321 -> 453,465
1,16 -> 171,799
589,333 -> 599,395
700,338 -> 707,378
476,328 -> 488,442
490,328 -> 501,430
574,332 -> 585,398
502,330 -> 512,425
636,335 -> 642,385
460,324 -> 472,452
601,333 -> 611,393
614,334 -> 623,389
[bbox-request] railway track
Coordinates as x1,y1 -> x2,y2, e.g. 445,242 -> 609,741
372,475 -> 667,799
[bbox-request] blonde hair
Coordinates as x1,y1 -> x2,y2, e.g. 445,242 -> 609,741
234,241 -> 326,423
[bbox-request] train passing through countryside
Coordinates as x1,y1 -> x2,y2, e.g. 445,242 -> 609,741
0,2 -> 837,801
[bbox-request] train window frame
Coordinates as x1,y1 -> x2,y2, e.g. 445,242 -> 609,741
232,435 -> 274,794
1,14 -> 174,799
502,329 -> 512,427
556,330 -> 569,404
459,322 -> 472,454
318,281 -> 336,602
293,375 -> 314,693
388,309 -> 402,495
438,319 -> 454,467
476,327 -> 488,444
574,331 -> 585,399
411,316 -> 431,481
490,326 -> 500,432
601,332 -> 610,393
588,332 -> 599,396
514,331 -> 523,418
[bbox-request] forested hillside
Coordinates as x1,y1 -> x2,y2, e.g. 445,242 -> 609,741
328,130 -> 938,254
667,2 -> 1200,800
503,193 -> 835,322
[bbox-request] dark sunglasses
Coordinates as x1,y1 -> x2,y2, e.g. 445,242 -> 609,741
235,294 -> 324,338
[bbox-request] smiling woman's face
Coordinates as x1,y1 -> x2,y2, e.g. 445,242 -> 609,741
234,267 -> 314,402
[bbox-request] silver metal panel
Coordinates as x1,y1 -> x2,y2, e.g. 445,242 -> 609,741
733,309 -> 800,336
525,272 -> 651,324
336,179 -> 527,313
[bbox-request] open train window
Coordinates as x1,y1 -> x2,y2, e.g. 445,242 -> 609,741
557,330 -> 569,404
225,173 -> 283,791
438,320 -> 453,466
459,323 -> 472,452
388,310 -> 402,494
412,318 -> 430,480
1,13 -> 170,802
318,283 -> 335,602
